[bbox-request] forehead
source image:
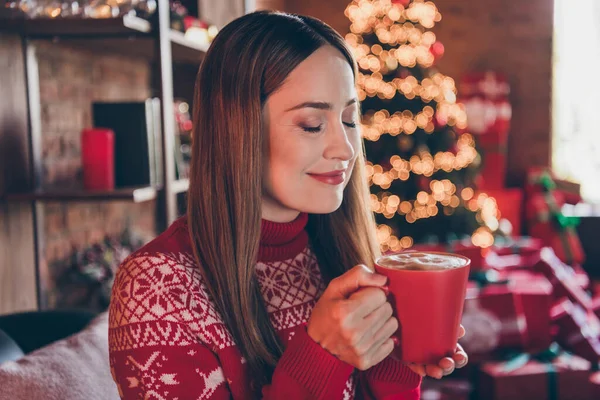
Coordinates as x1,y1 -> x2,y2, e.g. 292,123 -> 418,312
270,46 -> 356,108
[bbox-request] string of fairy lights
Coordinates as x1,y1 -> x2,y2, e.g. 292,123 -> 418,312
345,0 -> 499,252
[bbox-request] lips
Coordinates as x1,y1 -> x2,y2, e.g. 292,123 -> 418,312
307,170 -> 346,185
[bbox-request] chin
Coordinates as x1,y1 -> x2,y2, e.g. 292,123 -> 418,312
297,194 -> 344,215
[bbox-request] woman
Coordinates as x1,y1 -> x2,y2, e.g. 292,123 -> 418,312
109,10 -> 468,399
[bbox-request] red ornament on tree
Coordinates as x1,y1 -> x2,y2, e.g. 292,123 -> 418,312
430,41 -> 445,61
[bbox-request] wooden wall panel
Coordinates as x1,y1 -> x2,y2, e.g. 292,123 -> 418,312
0,34 -> 38,314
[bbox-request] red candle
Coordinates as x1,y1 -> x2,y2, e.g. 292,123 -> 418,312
81,128 -> 114,191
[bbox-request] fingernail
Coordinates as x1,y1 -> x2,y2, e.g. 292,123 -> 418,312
381,285 -> 390,296
392,336 -> 400,347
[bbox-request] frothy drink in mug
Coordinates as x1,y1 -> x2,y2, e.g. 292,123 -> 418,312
377,252 -> 468,271
374,251 -> 470,365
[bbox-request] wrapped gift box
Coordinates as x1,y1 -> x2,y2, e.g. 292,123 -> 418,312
570,263 -> 590,290
498,271 -> 554,352
551,298 -> 600,363
454,241 -> 490,272
492,237 -> 543,257
478,348 -> 592,400
481,189 -> 524,236
476,131 -> 507,190
485,251 -> 541,274
535,248 -> 593,310
461,281 -> 527,354
526,167 -> 582,205
527,191 -> 586,265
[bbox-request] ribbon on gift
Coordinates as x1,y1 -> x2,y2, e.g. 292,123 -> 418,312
541,187 -> 581,265
526,170 -> 556,193
538,172 -> 556,193
502,342 -> 563,400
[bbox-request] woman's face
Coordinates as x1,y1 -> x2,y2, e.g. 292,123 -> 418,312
262,45 -> 361,222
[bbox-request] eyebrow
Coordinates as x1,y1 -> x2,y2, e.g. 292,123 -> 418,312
285,98 -> 357,112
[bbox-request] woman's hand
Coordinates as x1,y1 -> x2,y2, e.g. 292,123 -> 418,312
306,264 -> 398,371
405,325 -> 469,379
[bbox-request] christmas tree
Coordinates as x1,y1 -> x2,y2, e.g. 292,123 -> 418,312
345,0 -> 499,253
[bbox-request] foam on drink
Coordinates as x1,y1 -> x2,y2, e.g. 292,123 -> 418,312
377,252 -> 468,271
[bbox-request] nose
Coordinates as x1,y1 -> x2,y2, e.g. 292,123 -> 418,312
323,120 -> 355,162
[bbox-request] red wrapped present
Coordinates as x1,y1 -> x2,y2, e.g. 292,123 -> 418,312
459,71 -> 511,135
527,191 -> 586,265
498,271 -> 554,352
526,167 -> 582,205
478,345 -> 593,400
460,281 -> 527,354
452,240 -> 490,272
570,263 -> 590,290
476,131 -> 507,190
491,236 -> 543,257
485,251 -> 541,274
551,298 -> 600,363
480,189 -> 524,235
534,248 -> 592,310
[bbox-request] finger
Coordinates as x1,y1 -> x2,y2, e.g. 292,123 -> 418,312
438,357 -> 455,376
453,343 -> 468,368
355,302 -> 394,348
408,363 -> 426,377
458,324 -> 466,339
356,313 -> 397,355
425,364 -> 444,379
348,287 -> 388,318
331,264 -> 387,299
359,338 -> 395,370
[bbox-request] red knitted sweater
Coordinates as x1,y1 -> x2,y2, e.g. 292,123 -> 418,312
108,213 -> 421,399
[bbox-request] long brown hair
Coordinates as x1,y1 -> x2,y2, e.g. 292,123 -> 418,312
187,10 -> 381,388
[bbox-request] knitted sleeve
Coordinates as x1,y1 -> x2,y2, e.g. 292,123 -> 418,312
108,253 -> 353,399
357,357 -> 422,399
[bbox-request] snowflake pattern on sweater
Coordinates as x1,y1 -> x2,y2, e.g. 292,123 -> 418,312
108,218 -> 421,400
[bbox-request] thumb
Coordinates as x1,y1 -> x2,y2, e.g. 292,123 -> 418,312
330,264 -> 388,299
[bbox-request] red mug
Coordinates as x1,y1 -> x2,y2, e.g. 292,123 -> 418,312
374,251 -> 471,364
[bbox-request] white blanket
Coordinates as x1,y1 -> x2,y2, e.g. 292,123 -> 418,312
0,312 -> 119,400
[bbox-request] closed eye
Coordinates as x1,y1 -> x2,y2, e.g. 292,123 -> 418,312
343,121 -> 357,128
301,125 -> 323,133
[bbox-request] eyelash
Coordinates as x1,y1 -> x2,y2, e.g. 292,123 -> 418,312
302,121 -> 357,133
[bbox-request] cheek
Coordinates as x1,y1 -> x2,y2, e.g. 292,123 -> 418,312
265,140 -> 309,193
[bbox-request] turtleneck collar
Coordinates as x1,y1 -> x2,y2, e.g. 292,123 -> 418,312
258,212 -> 309,262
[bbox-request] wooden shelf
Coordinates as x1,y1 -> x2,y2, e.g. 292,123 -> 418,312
0,14 -> 207,64
4,186 -> 159,203
170,30 -> 209,64
172,178 -> 189,194
1,13 -> 151,36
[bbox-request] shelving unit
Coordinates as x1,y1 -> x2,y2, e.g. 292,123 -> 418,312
0,1 -> 207,309
0,14 -> 209,63
5,186 -> 160,203
172,178 -> 190,194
